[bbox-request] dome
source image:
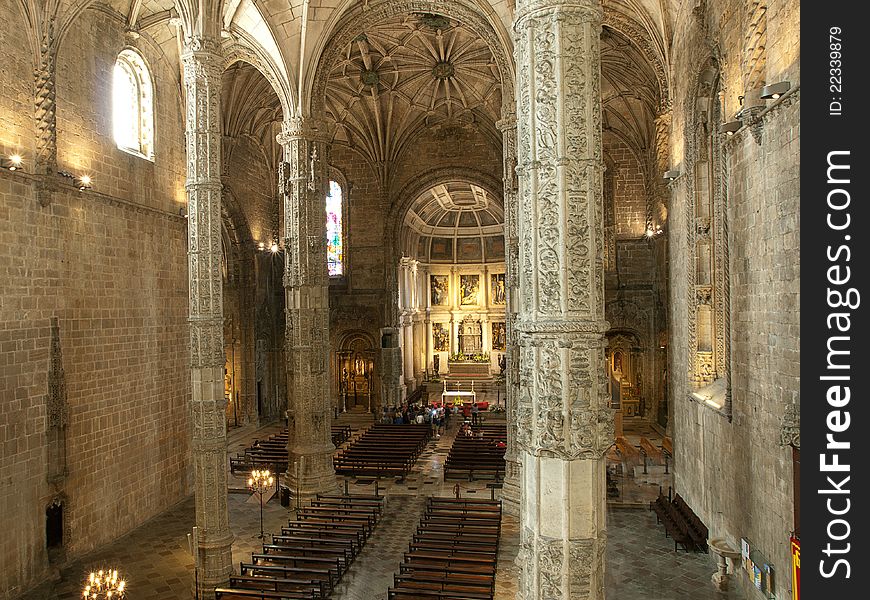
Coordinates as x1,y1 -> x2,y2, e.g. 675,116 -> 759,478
402,182 -> 504,264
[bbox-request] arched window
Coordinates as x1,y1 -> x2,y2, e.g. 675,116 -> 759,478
113,49 -> 154,159
326,180 -> 344,276
686,65 -> 731,416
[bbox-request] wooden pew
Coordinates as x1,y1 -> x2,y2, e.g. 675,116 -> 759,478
224,494 -> 384,599
388,497 -> 501,600
639,437 -> 663,463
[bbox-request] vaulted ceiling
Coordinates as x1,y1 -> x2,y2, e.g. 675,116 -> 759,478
324,12 -> 503,166
221,61 -> 282,184
601,25 -> 661,155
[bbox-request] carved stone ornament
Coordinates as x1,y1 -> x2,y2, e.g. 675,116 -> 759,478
181,34 -> 235,595
779,401 -> 800,448
47,317 -> 68,428
538,538 -> 564,597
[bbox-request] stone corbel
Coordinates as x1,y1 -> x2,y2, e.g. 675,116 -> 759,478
739,105 -> 765,145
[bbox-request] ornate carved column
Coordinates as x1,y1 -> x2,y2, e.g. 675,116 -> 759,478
182,37 -> 233,599
514,2 -> 613,599
278,117 -> 338,497
380,327 -> 403,410
497,114 -> 522,516
403,320 -> 415,386
47,317 -> 68,486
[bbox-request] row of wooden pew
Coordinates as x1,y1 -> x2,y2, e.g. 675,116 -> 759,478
215,493 -> 385,599
333,424 -> 431,479
388,497 -> 502,600
444,425 -> 506,481
650,489 -> 708,552
230,427 -> 353,475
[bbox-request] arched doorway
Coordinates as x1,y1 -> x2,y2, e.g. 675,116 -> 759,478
396,180 -> 506,391
336,331 -> 378,412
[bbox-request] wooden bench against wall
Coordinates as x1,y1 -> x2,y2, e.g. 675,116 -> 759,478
649,489 -> 708,552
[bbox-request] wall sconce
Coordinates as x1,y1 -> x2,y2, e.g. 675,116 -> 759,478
75,175 -> 92,191
760,81 -> 790,100
720,120 -> 742,135
1,154 -> 23,171
663,169 -> 680,181
178,206 -> 188,218
258,241 -> 281,253
645,225 -> 664,238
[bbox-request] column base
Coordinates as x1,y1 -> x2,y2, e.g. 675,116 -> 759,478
285,446 -> 340,499
501,458 -> 521,517
196,532 -> 233,600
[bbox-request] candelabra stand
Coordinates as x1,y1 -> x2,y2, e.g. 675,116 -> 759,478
248,469 -> 274,539
82,569 -> 126,599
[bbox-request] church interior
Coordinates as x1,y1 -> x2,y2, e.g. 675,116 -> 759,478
0,1 -> 800,599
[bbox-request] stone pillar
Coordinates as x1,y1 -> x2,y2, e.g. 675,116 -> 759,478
403,317 -> 415,386
182,37 -> 233,599
380,327 -> 403,409
497,114 -> 521,515
514,2 -> 613,599
278,117 -> 338,497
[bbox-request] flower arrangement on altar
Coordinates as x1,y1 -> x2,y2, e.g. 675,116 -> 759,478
449,352 -> 490,363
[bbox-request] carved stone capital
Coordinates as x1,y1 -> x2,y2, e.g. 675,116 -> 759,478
516,319 -> 610,336
515,0 -> 603,29
277,117 -> 330,145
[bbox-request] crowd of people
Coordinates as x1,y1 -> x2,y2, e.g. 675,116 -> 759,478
379,400 -> 489,437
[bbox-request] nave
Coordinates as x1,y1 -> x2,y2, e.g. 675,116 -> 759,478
26,418 -> 746,600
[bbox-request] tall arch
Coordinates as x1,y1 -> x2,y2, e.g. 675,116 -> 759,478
683,60 -> 731,417
223,38 -> 294,121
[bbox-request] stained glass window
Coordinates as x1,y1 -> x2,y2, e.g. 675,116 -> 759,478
326,180 -> 344,275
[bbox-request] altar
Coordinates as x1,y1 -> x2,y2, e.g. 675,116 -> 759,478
446,360 -> 491,379
441,381 -> 477,406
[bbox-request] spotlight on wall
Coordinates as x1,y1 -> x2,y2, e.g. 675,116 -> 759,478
2,154 -> 23,171
760,81 -> 791,100
75,174 -> 92,191
663,169 -> 680,181
720,119 -> 742,136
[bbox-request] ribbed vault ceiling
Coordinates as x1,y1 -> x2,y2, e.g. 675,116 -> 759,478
324,12 -> 503,166
222,61 -> 283,166
601,26 -> 661,154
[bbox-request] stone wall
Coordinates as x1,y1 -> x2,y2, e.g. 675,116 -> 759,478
0,177 -> 189,599
0,7 -> 189,598
606,138 -> 648,238
56,10 -> 185,212
668,1 -> 800,596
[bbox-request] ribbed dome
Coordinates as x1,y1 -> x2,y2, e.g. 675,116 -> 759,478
402,182 -> 504,264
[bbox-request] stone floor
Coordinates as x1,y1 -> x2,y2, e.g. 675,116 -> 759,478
24,417 -> 748,600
